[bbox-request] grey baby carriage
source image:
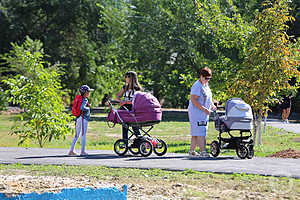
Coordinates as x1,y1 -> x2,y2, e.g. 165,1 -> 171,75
211,98 -> 254,159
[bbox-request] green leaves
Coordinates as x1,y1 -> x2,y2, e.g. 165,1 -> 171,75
231,0 -> 299,116
2,37 -> 72,147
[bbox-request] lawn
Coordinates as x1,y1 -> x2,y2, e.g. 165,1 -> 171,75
0,113 -> 299,157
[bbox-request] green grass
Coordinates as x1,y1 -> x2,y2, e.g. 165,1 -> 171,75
0,164 -> 299,199
0,114 -> 299,157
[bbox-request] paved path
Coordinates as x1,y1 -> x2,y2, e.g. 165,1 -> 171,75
0,147 -> 299,179
266,120 -> 300,133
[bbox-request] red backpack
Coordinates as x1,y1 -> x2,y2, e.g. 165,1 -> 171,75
72,95 -> 83,117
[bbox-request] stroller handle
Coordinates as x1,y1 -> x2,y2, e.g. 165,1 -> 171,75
107,99 -> 118,112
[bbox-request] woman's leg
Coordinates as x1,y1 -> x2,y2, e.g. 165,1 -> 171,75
190,136 -> 198,152
282,108 -> 287,121
199,136 -> 206,152
286,107 -> 291,120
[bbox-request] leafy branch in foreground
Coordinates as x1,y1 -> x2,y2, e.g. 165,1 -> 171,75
2,36 -> 73,147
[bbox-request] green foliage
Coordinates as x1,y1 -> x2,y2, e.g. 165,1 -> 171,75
0,0 -> 119,105
0,0 -> 299,109
100,0 -> 253,107
0,88 -> 8,111
229,0 -> 300,145
230,0 -> 300,117
2,36 -> 72,147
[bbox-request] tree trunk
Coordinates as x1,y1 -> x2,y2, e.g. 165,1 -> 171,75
257,114 -> 262,146
252,112 -> 257,145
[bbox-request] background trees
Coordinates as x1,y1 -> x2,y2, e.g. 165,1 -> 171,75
0,0 -> 299,110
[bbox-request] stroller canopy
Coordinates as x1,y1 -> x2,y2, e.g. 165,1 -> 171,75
217,98 -> 253,131
108,91 -> 162,125
226,98 -> 253,119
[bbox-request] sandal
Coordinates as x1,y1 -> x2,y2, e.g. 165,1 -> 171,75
199,151 -> 210,158
188,150 -> 200,157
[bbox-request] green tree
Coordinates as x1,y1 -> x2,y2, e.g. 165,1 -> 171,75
100,0 -> 252,107
230,0 -> 300,145
0,0 -> 115,104
2,36 -> 73,147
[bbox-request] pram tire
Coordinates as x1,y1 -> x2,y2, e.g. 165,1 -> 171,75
129,146 -> 139,155
246,144 -> 254,159
153,139 -> 167,156
210,141 -> 220,157
236,144 -> 249,159
114,139 -> 128,156
139,140 -> 153,157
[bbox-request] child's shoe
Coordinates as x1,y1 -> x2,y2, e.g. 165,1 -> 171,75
68,151 -> 77,156
80,152 -> 88,156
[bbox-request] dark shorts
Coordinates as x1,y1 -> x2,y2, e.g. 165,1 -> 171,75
281,103 -> 291,109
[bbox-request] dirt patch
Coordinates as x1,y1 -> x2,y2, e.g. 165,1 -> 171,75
267,148 -> 300,159
0,174 -> 180,199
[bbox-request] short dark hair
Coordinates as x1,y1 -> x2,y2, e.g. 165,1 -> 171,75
198,67 -> 212,77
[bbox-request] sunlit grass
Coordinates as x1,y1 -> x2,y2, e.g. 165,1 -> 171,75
0,114 -> 299,157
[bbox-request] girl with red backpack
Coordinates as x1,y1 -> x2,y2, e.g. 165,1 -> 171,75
69,85 -> 93,156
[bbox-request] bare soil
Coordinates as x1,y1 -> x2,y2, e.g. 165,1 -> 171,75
267,148 -> 300,159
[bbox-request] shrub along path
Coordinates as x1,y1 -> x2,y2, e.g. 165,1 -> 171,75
0,147 -> 299,179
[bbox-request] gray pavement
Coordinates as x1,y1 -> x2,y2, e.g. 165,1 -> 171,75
266,120 -> 300,133
0,147 -> 299,179
0,118 -> 299,179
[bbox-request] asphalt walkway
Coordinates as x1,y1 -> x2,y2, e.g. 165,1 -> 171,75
0,147 -> 299,179
266,120 -> 300,133
0,120 -> 299,179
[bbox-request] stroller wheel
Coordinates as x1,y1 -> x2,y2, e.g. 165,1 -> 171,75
236,144 -> 249,159
246,144 -> 254,159
153,139 -> 168,156
129,146 -> 139,155
138,140 -> 153,157
210,141 -> 220,157
114,139 -> 128,156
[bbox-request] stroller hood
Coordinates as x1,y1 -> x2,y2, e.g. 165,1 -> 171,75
108,92 -> 162,124
226,98 -> 253,119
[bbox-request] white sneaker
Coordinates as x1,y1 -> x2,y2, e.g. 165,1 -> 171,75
286,119 -> 289,124
199,151 -> 210,158
188,150 -> 200,157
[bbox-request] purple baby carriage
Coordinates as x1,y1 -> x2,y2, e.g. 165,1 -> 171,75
107,91 -> 167,157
